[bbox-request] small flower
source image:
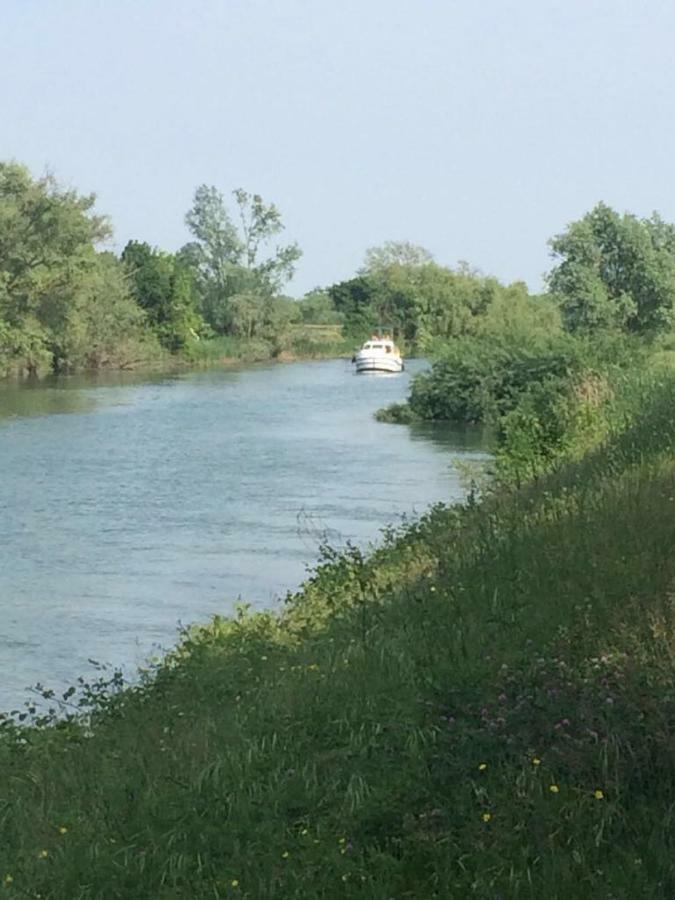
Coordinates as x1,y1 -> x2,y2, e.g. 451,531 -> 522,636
549,784 -> 560,794
594,789 -> 604,800
58,826 -> 68,835
300,828 -> 308,835
3,874 -> 13,886
260,655 -> 268,661
231,880 -> 240,888
38,849 -> 49,859
338,837 -> 346,844
281,851 -> 290,859
430,586 -> 436,593
478,763 -> 487,771
341,874 -> 349,882
482,812 -> 492,822
532,758 -> 542,766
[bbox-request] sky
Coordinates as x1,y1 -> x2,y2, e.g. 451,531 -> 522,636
2,0 -> 675,296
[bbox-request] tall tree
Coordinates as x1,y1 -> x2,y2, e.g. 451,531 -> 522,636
233,189 -> 301,288
0,162 -> 150,374
180,185 -> 301,335
548,203 -> 675,333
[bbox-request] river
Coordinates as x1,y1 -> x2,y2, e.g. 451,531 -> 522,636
0,359 -> 487,711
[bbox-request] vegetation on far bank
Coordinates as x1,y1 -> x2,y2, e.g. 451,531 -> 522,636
10,160 -> 675,384
0,162 -> 350,377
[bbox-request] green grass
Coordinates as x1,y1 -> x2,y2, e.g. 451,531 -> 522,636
182,329 -> 353,369
182,335 -> 277,366
1,374 -> 675,898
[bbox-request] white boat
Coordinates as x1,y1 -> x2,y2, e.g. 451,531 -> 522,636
352,336 -> 404,374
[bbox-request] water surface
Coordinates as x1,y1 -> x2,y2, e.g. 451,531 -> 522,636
0,360 -> 487,710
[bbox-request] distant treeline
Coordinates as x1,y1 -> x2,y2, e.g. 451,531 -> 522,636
3,160 -> 675,376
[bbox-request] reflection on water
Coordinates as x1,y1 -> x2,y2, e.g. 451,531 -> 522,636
0,359 -> 490,710
0,381 -> 98,419
408,421 -> 489,452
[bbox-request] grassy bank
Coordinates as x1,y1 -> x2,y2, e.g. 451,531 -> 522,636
1,373 -> 674,898
0,329 -> 354,387
183,326 -> 353,368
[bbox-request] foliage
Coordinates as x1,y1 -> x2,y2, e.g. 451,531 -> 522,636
359,240 -> 434,272
473,288 -> 562,342
0,163 -> 157,374
56,252 -> 158,370
180,185 -> 301,340
1,373 -> 675,897
405,332 -> 584,423
495,372 -> 611,482
327,274 -> 379,337
122,241 -> 202,352
549,202 -> 675,334
330,258 -> 539,350
379,321 -> 645,484
295,288 -> 343,325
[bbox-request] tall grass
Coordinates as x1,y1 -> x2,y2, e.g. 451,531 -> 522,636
181,328 -> 352,368
1,373 -> 674,898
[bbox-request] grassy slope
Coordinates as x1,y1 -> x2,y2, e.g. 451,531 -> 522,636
1,378 -> 675,898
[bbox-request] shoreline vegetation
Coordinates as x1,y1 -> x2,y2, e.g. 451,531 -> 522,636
2,165 -> 675,895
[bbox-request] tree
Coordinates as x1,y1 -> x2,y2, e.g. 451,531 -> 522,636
180,185 -> 301,335
0,163 -> 110,300
359,240 -> 433,273
233,189 -> 301,289
296,288 -> 343,325
0,161 -> 145,374
328,275 -> 379,337
122,241 -> 202,351
329,258 -> 522,348
65,252 -> 153,370
548,203 -> 675,333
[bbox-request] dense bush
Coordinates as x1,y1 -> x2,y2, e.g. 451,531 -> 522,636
406,334 -> 584,423
379,329 -> 643,479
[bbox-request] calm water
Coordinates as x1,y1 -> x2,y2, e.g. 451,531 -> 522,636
0,359 -> 487,710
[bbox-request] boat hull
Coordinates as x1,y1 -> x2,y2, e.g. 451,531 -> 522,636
354,354 -> 403,374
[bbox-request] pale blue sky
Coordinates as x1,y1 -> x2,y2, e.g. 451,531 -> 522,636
2,0 -> 675,295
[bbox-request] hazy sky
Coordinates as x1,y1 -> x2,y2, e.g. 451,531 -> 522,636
2,0 -> 675,295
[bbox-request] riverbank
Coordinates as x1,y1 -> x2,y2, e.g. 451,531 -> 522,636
0,328 -> 356,382
1,372 -> 674,897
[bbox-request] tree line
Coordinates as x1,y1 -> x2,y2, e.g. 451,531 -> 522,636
0,164 -> 304,375
2,159 -> 675,377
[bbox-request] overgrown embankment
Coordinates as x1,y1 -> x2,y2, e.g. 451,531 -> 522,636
1,373 -> 674,898
183,326 -> 353,368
